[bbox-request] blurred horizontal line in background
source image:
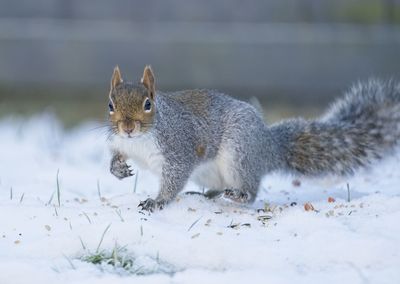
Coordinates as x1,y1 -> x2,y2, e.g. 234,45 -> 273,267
0,20 -> 399,99
0,18 -> 400,44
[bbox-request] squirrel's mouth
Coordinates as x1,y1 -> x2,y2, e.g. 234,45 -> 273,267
119,131 -> 141,139
117,120 -> 142,138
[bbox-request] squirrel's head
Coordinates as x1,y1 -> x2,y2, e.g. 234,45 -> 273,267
108,65 -> 156,138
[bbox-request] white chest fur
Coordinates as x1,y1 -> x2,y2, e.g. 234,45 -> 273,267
109,133 -> 164,176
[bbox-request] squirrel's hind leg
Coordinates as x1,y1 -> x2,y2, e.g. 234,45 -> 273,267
215,151 -> 262,204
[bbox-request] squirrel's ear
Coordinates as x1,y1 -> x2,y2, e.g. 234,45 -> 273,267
141,65 -> 155,100
111,65 -> 123,89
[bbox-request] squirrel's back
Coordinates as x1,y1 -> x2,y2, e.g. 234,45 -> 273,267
154,88 -> 264,161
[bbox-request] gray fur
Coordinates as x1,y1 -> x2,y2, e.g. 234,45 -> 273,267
145,91 -> 277,208
271,79 -> 400,176
110,79 -> 400,211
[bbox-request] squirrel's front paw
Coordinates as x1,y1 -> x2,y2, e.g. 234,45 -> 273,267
110,156 -> 134,179
138,198 -> 165,212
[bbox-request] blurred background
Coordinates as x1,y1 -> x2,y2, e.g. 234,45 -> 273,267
0,0 -> 400,126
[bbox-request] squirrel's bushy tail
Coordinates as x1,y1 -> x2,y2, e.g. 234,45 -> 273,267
271,79 -> 400,176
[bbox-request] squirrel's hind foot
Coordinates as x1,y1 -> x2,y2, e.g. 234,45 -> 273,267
201,189 -> 254,203
223,189 -> 253,203
203,189 -> 224,199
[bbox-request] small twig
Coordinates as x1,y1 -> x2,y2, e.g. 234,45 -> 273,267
96,223 -> 111,253
10,187 -> 13,200
133,170 -> 139,193
115,209 -> 124,222
140,224 -> 143,237
97,179 -> 102,201
79,236 -> 86,250
56,169 -> 61,207
63,254 -> 76,270
257,215 -> 272,225
347,183 -> 351,203
82,212 -> 92,224
51,266 -> 60,273
19,193 -> 25,203
187,216 -> 202,232
227,220 -> 241,229
47,191 -> 55,206
54,206 -> 58,217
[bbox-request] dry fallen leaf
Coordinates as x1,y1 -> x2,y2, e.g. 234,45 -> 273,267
304,202 -> 315,211
328,197 -> 336,203
44,225 -> 51,231
14,240 -> 20,244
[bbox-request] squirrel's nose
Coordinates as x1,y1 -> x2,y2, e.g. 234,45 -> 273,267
124,128 -> 133,135
121,120 -> 139,135
122,123 -> 134,135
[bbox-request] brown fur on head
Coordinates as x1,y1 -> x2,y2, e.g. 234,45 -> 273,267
108,65 -> 156,138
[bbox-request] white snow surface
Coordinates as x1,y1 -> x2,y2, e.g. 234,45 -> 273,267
0,114 -> 399,284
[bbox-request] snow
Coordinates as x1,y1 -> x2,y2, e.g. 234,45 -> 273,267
0,114 -> 399,284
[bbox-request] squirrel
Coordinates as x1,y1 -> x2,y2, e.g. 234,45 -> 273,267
107,65 -> 400,212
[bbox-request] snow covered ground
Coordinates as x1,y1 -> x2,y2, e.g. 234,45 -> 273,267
0,114 -> 399,284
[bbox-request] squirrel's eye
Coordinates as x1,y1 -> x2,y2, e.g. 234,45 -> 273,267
143,98 -> 152,112
108,101 -> 114,112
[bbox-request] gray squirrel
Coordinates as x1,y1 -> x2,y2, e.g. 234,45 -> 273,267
107,65 -> 400,212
